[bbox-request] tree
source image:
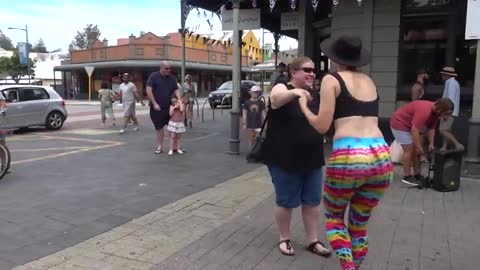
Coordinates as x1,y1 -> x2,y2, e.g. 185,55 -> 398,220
70,24 -> 101,49
31,38 -> 48,53
0,49 -> 36,83
0,30 -> 14,50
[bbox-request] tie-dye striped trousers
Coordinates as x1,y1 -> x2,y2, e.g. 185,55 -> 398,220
324,137 -> 393,270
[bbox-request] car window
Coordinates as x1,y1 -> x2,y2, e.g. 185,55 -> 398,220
1,88 -> 20,102
19,87 -> 50,101
218,81 -> 232,90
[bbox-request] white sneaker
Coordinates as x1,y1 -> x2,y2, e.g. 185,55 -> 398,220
168,150 -> 174,156
119,129 -> 125,134
132,126 -> 139,131
177,149 -> 184,154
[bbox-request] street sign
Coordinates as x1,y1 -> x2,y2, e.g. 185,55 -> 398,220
222,8 -> 261,31
281,12 -> 299,31
466,0 -> 480,40
84,66 -> 95,76
84,66 -> 95,102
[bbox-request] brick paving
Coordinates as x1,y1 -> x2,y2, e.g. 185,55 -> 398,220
12,164 -> 480,270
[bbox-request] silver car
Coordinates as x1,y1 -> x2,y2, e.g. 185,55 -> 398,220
0,85 -> 68,130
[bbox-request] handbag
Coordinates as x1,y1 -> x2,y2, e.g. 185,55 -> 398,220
246,99 -> 271,163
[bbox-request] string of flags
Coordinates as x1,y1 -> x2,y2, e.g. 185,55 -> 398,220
260,0 -> 363,12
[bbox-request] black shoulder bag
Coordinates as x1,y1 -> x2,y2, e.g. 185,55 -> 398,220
246,99 -> 271,163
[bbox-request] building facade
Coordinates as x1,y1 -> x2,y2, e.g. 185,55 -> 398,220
54,31 -> 258,99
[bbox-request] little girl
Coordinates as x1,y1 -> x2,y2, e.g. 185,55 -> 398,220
242,85 -> 266,145
167,95 -> 186,156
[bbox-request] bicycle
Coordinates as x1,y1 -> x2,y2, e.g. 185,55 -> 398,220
0,109 -> 11,180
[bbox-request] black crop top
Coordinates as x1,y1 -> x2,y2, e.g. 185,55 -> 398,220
330,72 -> 379,120
263,84 -> 325,171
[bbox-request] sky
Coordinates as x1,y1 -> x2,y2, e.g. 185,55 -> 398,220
0,0 -> 298,53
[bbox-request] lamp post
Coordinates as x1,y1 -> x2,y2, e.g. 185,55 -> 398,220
8,25 -> 30,84
229,0 -> 241,155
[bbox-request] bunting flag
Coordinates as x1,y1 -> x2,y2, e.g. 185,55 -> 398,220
333,0 -> 339,8
196,8 -> 200,17
195,35 -> 201,42
311,0 -> 319,12
202,37 -> 208,44
269,0 -> 276,12
289,0 -> 297,10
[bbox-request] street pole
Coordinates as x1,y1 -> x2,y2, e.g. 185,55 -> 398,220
465,39 -> 480,166
181,0 -> 186,89
25,25 -> 30,84
229,0 -> 241,155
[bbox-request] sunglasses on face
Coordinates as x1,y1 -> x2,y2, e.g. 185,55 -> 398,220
164,67 -> 171,70
299,67 -> 315,74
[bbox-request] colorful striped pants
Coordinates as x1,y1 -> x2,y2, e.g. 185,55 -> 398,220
324,137 -> 393,270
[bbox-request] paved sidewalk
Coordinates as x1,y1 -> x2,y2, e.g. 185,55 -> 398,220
13,164 -> 480,270
13,168 -> 273,270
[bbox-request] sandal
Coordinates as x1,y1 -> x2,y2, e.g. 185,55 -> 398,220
278,239 -> 295,256
305,241 -> 331,257
154,148 -> 163,154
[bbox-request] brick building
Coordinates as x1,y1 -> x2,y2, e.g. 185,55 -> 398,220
54,31 -> 260,99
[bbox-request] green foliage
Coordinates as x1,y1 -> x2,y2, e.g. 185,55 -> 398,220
0,49 -> 36,83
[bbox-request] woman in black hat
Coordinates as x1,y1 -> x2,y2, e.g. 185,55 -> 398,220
298,35 -> 393,270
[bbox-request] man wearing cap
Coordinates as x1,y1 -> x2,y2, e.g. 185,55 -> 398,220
119,73 -> 144,134
411,69 -> 429,101
270,62 -> 287,89
439,66 -> 464,151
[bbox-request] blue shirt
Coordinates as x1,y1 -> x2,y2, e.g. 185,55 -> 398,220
146,72 -> 178,108
442,77 -> 460,116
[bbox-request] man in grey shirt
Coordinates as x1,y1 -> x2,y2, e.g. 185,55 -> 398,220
119,73 -> 144,134
439,67 -> 463,151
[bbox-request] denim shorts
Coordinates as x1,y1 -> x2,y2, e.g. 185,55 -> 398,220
268,166 -> 323,208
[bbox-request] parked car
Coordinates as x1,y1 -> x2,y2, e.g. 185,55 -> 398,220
0,85 -> 68,130
208,80 -> 260,109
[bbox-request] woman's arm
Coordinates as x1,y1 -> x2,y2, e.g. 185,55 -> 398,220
270,83 -> 310,109
179,101 -> 185,112
169,105 -> 175,117
298,75 -> 337,134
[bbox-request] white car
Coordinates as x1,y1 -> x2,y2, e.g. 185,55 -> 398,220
0,85 -> 68,130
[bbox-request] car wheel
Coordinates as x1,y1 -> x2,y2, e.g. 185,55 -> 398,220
45,111 -> 65,130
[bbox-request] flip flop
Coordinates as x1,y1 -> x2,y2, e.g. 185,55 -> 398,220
278,239 -> 294,256
305,241 -> 331,257
154,148 -> 163,154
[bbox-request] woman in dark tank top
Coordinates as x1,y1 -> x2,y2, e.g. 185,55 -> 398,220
297,35 -> 393,270
263,56 -> 331,258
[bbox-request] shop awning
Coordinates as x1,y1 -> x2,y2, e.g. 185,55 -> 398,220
54,60 -> 253,72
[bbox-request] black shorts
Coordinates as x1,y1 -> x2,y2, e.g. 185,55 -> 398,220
150,108 -> 170,130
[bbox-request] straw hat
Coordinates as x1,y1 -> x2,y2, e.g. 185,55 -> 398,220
440,67 -> 457,77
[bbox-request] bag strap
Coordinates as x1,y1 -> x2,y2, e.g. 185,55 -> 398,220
258,98 -> 271,136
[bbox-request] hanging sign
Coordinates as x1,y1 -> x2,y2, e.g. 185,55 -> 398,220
281,12 -> 299,30
221,8 -> 261,30
466,0 -> 480,40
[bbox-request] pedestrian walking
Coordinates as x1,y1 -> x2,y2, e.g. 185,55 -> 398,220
146,61 -> 180,154
242,85 -> 266,146
439,66 -> 464,151
298,35 -> 393,270
167,95 -> 186,156
411,69 -> 429,101
119,73 -> 144,134
98,82 -> 116,126
181,74 -> 196,128
262,56 -> 331,258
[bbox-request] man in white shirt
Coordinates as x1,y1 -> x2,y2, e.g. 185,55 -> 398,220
439,67 -> 464,151
119,73 -> 144,134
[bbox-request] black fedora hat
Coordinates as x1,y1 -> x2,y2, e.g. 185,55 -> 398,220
320,35 -> 370,67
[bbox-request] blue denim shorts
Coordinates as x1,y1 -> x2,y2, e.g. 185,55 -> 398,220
268,166 -> 323,208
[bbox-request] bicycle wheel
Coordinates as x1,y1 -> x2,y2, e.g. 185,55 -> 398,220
0,144 -> 10,180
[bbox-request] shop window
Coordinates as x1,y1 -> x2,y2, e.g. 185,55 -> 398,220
210,53 -> 216,62
136,48 -> 144,56
156,47 -> 165,56
403,0 -> 451,14
220,54 -> 227,63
